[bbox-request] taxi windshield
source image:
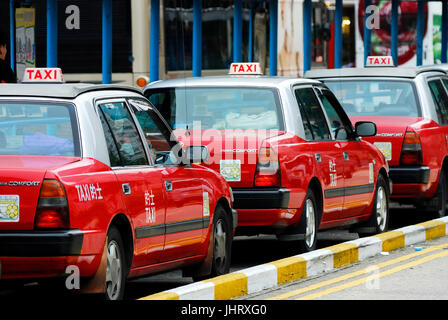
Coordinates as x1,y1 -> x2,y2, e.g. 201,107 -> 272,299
146,87 -> 282,130
0,102 -> 79,156
325,80 -> 420,117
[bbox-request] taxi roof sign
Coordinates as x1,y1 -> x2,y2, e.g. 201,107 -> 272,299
229,63 -> 263,75
365,56 -> 395,67
22,68 -> 65,83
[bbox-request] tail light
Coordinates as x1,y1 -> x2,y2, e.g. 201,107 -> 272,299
400,130 -> 423,165
254,146 -> 281,187
35,179 -> 69,229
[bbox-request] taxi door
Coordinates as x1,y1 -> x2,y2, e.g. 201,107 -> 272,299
294,87 -> 345,222
129,99 -> 205,262
97,101 -> 166,267
317,88 -> 372,218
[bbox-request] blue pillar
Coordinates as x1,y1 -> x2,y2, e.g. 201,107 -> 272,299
248,2 -> 254,63
363,0 -> 372,66
303,0 -> 312,73
442,0 -> 448,63
102,0 -> 112,84
46,0 -> 57,67
269,0 -> 278,75
192,0 -> 202,77
9,0 -> 15,72
391,0 -> 398,66
150,0 -> 160,82
416,0 -> 424,66
233,0 -> 242,62
334,0 -> 343,68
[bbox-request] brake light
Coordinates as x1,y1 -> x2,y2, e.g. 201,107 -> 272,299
254,147 -> 281,187
35,179 -> 69,229
400,130 -> 423,165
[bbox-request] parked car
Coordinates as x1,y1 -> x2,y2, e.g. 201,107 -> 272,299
0,68 -> 236,300
143,63 -> 391,252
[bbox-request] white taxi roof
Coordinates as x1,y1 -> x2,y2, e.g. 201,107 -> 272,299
305,66 -> 447,79
144,76 -> 320,90
0,83 -> 142,99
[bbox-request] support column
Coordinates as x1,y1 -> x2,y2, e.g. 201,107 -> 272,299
269,0 -> 278,75
9,0 -> 15,72
391,0 -> 398,65
46,0 -> 58,67
150,0 -> 160,82
442,0 -> 448,63
303,0 -> 312,73
102,0 -> 112,84
248,2 -> 254,62
416,0 -> 424,66
334,0 -> 343,68
193,0 -> 202,77
233,0 -> 242,62
363,0 -> 372,66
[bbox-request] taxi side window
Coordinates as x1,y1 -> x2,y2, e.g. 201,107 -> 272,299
428,80 -> 448,125
98,102 -> 148,166
98,109 -> 121,167
131,105 -> 176,166
318,89 -> 353,140
295,88 -> 331,141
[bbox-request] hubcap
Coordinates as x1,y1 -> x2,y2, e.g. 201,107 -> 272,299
376,186 -> 387,231
305,198 -> 316,248
106,240 -> 122,300
214,219 -> 227,270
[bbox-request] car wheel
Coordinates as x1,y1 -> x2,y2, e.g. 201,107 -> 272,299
104,226 -> 126,300
210,205 -> 232,277
360,174 -> 390,235
298,189 -> 318,252
427,170 -> 447,218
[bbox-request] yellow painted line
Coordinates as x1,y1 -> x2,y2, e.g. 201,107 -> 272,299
266,256 -> 307,285
373,231 -> 405,252
327,243 -> 359,268
417,220 -> 447,240
267,243 -> 448,300
297,248 -> 448,300
139,291 -> 179,300
205,273 -> 248,300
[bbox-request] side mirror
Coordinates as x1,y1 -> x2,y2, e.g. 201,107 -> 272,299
355,121 -> 377,137
185,145 -> 210,164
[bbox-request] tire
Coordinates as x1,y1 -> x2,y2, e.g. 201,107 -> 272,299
209,205 -> 232,277
428,170 -> 447,218
104,226 -> 126,300
298,189 -> 319,252
359,174 -> 389,235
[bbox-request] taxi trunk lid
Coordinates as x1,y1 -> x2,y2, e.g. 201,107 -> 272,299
175,129 -> 285,187
0,156 -> 78,230
351,116 -> 425,166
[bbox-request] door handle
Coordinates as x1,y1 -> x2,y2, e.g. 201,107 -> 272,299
122,183 -> 131,195
315,153 -> 322,163
164,180 -> 173,192
343,152 -> 349,161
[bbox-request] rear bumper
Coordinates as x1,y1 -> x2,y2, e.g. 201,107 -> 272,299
389,166 -> 430,184
232,188 -> 290,209
0,229 -> 83,257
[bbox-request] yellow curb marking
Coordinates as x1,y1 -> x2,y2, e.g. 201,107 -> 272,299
417,220 -> 447,240
327,243 -> 359,268
373,231 -> 405,252
139,291 -> 179,300
267,256 -> 307,285
205,273 -> 248,300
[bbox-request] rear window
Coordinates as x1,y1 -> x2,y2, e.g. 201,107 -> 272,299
325,80 -> 420,117
145,87 -> 283,130
0,102 -> 79,156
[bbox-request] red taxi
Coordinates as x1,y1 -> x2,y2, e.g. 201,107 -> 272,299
306,56 -> 448,218
143,63 -> 391,252
0,68 -> 236,300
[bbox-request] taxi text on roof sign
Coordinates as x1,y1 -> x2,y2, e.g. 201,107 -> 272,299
365,56 -> 395,67
228,63 -> 263,75
22,68 -> 64,83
